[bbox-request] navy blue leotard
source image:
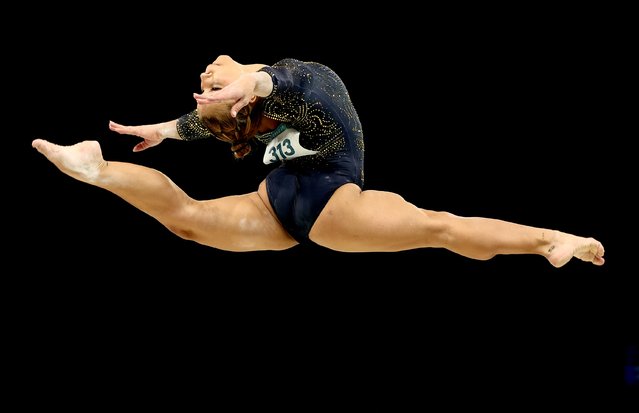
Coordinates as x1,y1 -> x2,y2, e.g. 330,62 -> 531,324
256,59 -> 365,243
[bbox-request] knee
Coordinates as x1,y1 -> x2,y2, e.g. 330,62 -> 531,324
162,204 -> 200,242
422,210 -> 484,248
419,210 -> 456,247
166,224 -> 197,241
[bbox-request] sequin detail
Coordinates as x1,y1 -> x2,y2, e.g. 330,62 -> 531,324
259,59 -> 365,184
176,110 -> 216,141
255,122 -> 288,144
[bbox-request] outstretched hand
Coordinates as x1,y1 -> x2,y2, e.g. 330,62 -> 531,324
109,121 -> 166,152
193,74 -> 257,118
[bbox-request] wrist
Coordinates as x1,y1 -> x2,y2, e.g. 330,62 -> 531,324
251,71 -> 274,97
159,120 -> 179,140
176,111 -> 215,141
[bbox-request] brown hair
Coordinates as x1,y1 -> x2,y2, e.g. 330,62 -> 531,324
199,100 -> 263,159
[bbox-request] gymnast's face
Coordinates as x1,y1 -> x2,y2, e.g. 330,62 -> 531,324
199,55 -> 243,94
197,55 -> 244,118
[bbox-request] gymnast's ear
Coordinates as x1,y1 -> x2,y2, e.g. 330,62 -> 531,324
249,95 -> 257,103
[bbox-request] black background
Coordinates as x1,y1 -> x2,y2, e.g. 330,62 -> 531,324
13,6 -> 633,408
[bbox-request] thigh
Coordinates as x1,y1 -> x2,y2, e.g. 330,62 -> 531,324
182,180 -> 298,252
309,184 -> 437,252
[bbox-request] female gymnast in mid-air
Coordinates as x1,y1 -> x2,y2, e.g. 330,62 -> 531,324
32,55 -> 605,267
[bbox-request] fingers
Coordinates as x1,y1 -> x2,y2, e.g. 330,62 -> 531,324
109,120 -> 138,136
193,91 -> 238,104
109,120 -> 160,152
133,140 -> 155,152
133,139 -> 163,152
32,138 -> 50,151
193,94 -> 247,118
109,120 -> 141,138
132,142 -> 146,152
109,120 -> 129,134
193,93 -> 210,104
110,121 -> 145,151
193,92 -> 225,104
231,101 -> 248,118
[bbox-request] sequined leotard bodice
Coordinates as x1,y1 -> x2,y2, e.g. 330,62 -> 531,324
257,58 -> 364,184
256,59 -> 365,242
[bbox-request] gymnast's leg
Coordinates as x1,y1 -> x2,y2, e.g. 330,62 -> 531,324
32,139 -> 297,252
310,184 -> 605,267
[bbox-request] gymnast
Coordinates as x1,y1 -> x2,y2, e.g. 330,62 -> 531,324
32,55 -> 605,267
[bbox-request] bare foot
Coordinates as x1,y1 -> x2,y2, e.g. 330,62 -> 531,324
546,231 -> 605,268
32,139 -> 107,184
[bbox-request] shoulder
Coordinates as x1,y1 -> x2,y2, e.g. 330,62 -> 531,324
267,58 -> 328,72
271,58 -> 304,67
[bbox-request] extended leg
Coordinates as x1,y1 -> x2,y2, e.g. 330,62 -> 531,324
32,139 -> 297,251
310,184 -> 604,267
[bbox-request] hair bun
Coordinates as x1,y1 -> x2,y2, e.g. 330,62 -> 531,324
231,142 -> 251,159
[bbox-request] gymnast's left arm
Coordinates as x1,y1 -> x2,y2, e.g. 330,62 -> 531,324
108,118 -> 181,152
109,109 -> 220,152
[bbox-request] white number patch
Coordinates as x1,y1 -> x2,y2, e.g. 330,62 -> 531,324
263,127 -> 318,164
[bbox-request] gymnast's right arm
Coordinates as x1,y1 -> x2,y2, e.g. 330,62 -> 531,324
109,110 -> 215,152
